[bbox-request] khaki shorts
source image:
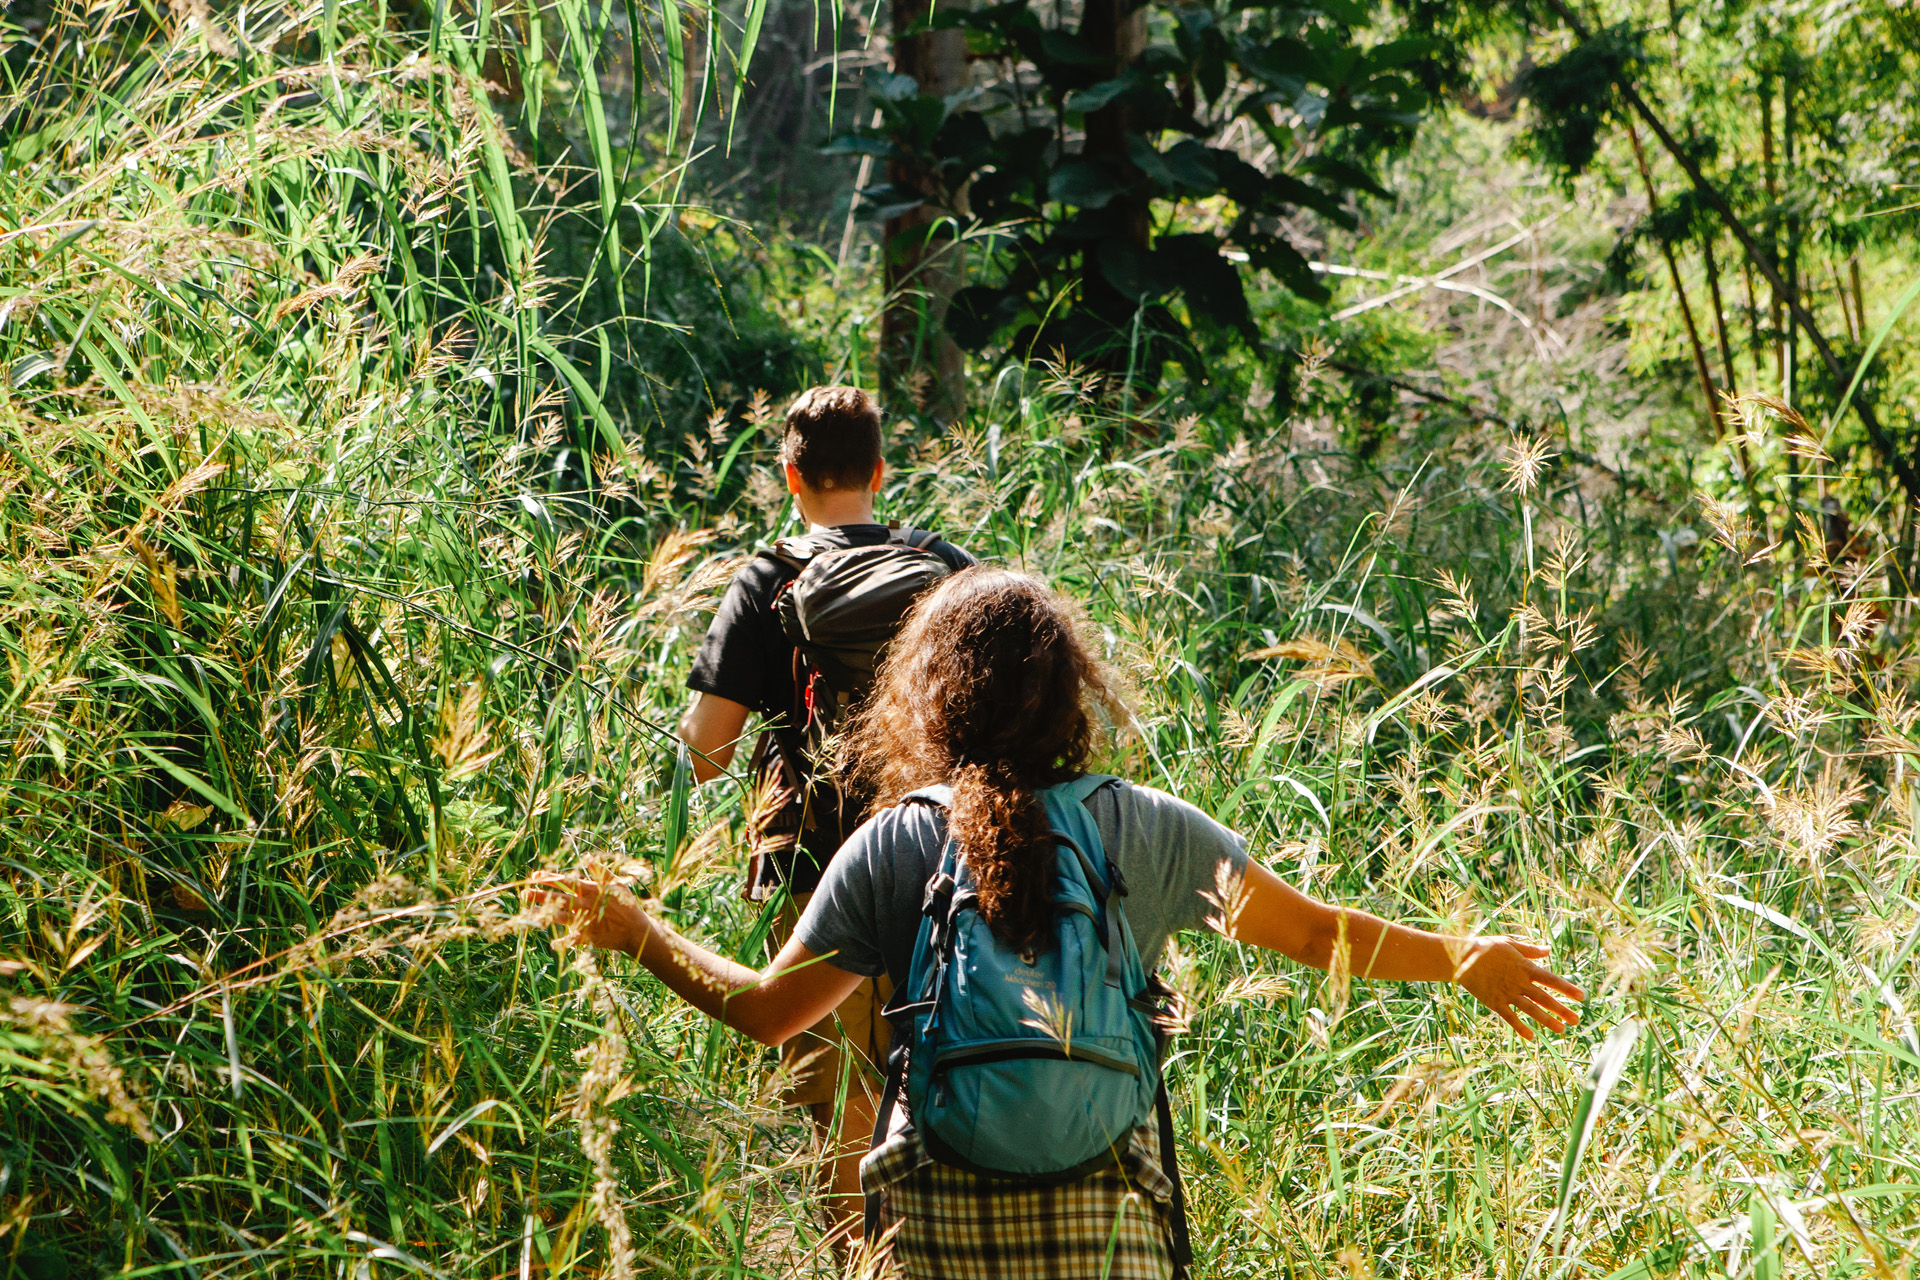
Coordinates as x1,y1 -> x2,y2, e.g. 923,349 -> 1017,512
771,894 -> 893,1107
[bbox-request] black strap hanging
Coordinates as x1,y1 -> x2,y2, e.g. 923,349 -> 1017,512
1157,1082 -> 1194,1279
863,1041 -> 909,1245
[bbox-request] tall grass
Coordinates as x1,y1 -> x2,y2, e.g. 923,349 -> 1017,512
0,2 -> 805,1274
4,4 -> 1920,1280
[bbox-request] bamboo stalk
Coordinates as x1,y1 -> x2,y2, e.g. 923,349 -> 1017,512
1783,67 -> 1800,406
1762,74 -> 1782,396
1830,259 -> 1859,343
1851,254 -> 1869,343
1702,235 -> 1739,399
1626,121 -> 1720,437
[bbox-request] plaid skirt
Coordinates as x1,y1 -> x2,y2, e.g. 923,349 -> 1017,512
860,1125 -> 1177,1279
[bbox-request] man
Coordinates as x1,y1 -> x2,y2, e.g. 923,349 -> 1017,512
678,385 -> 974,1245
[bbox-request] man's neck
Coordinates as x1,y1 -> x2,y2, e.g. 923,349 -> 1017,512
800,493 -> 878,530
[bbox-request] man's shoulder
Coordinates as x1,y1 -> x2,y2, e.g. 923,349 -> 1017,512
714,524 -> 973,611
721,549 -> 793,603
933,539 -> 976,572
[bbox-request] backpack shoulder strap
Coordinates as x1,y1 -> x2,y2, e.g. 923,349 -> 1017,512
890,526 -> 944,552
758,530 -> 850,576
756,542 -> 810,576
911,777 -> 1105,811
1057,773 -> 1121,807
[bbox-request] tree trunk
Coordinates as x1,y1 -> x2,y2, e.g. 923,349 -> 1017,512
1076,0 -> 1149,375
881,0 -> 969,423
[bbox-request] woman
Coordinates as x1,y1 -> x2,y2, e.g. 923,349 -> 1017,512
533,568 -> 1583,1277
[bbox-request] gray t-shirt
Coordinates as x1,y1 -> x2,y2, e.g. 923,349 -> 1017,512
792,778 -> 1250,987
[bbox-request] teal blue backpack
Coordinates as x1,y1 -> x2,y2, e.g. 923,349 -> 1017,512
867,774 -> 1192,1274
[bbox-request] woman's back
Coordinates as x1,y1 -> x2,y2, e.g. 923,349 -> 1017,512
793,776 -> 1249,992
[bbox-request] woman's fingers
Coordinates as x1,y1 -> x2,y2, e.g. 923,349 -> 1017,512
524,874 -> 610,925
1462,943 -> 1585,1038
1525,987 -> 1580,1027
520,872 -> 644,955
1495,1002 -> 1535,1041
1511,993 -> 1570,1033
1529,963 -> 1586,1001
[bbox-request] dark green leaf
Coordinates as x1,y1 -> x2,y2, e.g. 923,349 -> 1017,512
1239,37 -> 1320,85
1160,232 -> 1255,337
1126,134 -> 1179,190
1066,72 -> 1146,114
1360,36 -> 1436,72
1048,160 -> 1128,208
1246,234 -> 1331,302
948,284 -> 1023,349
1299,155 -> 1389,200
1098,238 -> 1178,300
1164,140 -> 1220,189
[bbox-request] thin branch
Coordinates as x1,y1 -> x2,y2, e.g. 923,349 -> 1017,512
1306,210 -> 1568,320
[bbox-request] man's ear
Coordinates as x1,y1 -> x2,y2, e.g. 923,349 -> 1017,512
784,461 -> 804,495
870,459 -> 886,492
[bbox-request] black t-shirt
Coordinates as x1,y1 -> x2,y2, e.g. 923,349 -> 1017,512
687,523 -> 975,888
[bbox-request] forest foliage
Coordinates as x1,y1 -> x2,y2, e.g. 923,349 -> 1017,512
1,0 -> 1919,1276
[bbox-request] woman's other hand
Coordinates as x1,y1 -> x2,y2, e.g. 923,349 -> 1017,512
1454,938 -> 1585,1039
526,870 -> 860,1046
526,872 -> 648,956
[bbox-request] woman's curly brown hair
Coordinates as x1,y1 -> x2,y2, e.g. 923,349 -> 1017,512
848,568 -> 1126,953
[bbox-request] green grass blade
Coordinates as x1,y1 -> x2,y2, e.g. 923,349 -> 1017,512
1823,272 -> 1920,446
660,0 -> 686,151
1539,1018 -> 1640,1255
725,0 -> 767,153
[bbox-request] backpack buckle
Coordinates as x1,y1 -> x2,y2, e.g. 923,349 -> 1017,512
922,871 -> 955,914
1107,859 -> 1129,897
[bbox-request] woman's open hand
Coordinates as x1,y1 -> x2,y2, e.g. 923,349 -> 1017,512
1454,938 -> 1584,1040
525,872 -> 649,956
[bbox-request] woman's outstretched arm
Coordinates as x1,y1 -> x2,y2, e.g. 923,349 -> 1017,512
527,874 -> 863,1046
1220,860 -> 1585,1039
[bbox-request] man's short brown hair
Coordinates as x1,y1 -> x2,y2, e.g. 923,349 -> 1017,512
780,386 -> 884,492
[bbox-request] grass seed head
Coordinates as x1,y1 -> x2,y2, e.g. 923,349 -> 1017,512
1499,433 -> 1557,496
